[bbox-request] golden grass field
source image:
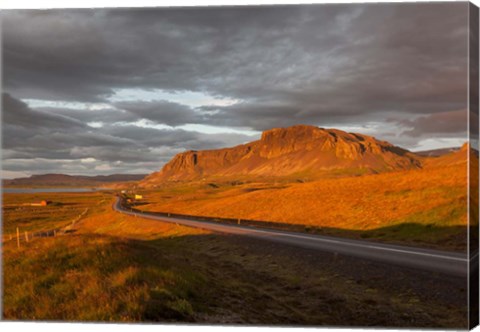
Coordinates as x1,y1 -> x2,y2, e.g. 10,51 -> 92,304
2,191 -> 468,326
2,191 -> 108,235
135,163 -> 468,251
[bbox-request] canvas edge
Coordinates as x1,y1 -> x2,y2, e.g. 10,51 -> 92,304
468,1 -> 479,330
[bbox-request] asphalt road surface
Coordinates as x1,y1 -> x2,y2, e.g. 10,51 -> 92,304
113,197 -> 470,276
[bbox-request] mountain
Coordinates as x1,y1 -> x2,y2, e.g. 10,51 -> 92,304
3,173 -> 147,187
88,174 -> 147,182
141,125 -> 423,186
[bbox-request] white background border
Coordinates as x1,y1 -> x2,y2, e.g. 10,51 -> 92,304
1,0 -> 480,9
0,0 -> 478,332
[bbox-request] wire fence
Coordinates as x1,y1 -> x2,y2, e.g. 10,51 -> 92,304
2,207 -> 89,248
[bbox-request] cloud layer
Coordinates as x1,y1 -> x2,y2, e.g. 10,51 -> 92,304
1,3 -> 470,177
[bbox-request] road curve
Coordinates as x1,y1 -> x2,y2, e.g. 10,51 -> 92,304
113,197 -> 469,276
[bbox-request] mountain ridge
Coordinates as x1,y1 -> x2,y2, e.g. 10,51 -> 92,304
141,125 -> 424,186
3,173 -> 147,187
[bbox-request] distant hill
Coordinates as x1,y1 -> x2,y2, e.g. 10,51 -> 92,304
415,147 -> 460,157
141,125 -> 423,186
3,173 -> 147,187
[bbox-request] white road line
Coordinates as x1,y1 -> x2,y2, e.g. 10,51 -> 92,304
213,222 -> 468,262
362,245 -> 467,262
115,200 -> 467,263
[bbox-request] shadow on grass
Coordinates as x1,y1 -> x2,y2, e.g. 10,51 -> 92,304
2,231 -> 468,327
51,202 -> 80,207
129,202 -> 150,207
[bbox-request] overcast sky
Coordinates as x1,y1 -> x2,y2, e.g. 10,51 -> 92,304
1,2 -> 470,178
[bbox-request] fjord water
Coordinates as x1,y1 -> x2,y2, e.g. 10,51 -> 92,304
2,188 -> 105,193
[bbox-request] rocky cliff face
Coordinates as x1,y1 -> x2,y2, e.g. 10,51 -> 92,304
141,125 -> 423,185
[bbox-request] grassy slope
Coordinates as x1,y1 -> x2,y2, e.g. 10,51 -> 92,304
3,193 -> 207,322
137,163 -> 467,251
2,193 -> 467,326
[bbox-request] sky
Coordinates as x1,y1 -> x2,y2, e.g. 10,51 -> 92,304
1,2 -> 471,178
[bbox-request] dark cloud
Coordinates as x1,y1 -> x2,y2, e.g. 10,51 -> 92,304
3,4 -> 468,110
2,6 -> 307,102
2,93 -> 86,129
115,100 -> 200,126
38,106 -> 136,124
400,109 -> 468,138
102,124 -> 253,151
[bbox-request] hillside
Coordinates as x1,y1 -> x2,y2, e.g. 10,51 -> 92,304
422,143 -> 468,168
3,173 -> 147,187
142,125 -> 422,186
135,137 -> 473,250
138,161 -> 468,250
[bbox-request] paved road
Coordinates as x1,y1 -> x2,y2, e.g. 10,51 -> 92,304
113,197 -> 470,276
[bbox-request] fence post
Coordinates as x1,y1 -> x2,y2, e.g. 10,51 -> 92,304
16,227 -> 20,248
54,230 -> 57,237
9,234 -> 12,241
238,218 -> 241,225
25,231 -> 29,242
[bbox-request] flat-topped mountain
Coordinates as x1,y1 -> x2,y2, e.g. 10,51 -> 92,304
3,173 -> 147,187
141,125 -> 423,185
